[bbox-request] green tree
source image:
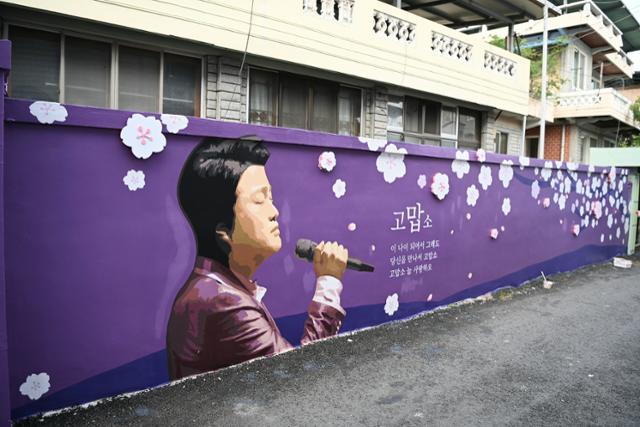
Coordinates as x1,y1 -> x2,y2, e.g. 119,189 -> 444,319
617,97 -> 640,147
488,35 -> 566,99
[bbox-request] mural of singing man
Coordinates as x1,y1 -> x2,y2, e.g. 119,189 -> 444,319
167,137 -> 349,380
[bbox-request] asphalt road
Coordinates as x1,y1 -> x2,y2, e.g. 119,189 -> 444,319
21,254 -> 640,426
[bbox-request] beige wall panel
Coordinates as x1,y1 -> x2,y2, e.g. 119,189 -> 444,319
5,0 -> 531,115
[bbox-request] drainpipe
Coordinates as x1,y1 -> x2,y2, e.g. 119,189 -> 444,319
396,0 -> 401,7
538,1 -> 549,159
560,124 -> 566,161
522,114 -> 527,155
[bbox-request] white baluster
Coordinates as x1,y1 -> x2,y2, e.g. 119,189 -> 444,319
337,0 -> 354,23
320,0 -> 335,19
374,12 -> 387,34
303,0 -> 316,13
387,17 -> 399,39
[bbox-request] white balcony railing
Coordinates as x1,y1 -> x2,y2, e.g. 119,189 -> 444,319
553,88 -> 639,129
2,0 -> 531,115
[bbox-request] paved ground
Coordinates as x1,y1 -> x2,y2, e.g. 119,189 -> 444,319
21,254 -> 640,426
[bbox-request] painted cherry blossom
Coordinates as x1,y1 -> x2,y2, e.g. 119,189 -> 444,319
543,197 -> 550,208
501,226 -> 505,232
558,194 -> 566,211
563,177 -> 571,194
540,162 -> 553,181
518,155 -> 530,170
318,151 -> 337,172
451,150 -> 470,179
588,164 -> 595,176
478,165 -> 492,190
431,173 -> 450,201
417,174 -> 427,189
592,201 -> 602,219
554,160 -> 563,169
466,213 -> 472,220
427,293 -> 433,302
556,170 -> 564,181
618,180 -> 624,193
600,234 -> 605,243
332,179 -> 346,199
607,214 -> 613,228
29,101 -> 68,124
616,227 -> 621,239
120,113 -> 167,159
467,272 -> 473,279
531,180 -> 540,199
476,148 -> 486,163
347,222 -> 357,232
576,180 -> 583,195
608,166 -> 617,182
501,198 -> 511,216
572,224 -> 580,236
490,228 -> 499,239
566,162 -> 578,171
160,114 -> 188,134
19,373 -> 50,400
534,167 -> 539,175
384,293 -> 399,316
376,144 -> 407,183
123,170 -> 146,191
498,160 -> 514,188
553,193 -> 559,204
466,184 -> 479,207
358,137 -> 387,151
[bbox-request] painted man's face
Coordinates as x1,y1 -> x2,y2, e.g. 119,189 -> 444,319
229,165 -> 281,258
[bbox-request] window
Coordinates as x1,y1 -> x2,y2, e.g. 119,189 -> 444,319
9,26 -> 60,102
572,49 -> 586,90
386,96 -> 447,146
249,69 -> 278,126
457,108 -> 481,150
248,69 -> 362,136
118,46 -> 160,112
525,137 -> 539,158
163,53 -> 201,116
7,25 -> 202,116
386,96 -> 481,149
495,131 -> 509,154
65,37 -> 111,108
338,87 -> 362,136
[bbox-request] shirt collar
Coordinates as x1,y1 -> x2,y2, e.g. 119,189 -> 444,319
194,256 -> 267,302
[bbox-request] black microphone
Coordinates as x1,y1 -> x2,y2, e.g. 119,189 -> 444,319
295,239 -> 375,272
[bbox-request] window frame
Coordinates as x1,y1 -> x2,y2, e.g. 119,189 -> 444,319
495,130 -> 509,155
5,22 -> 205,117
571,47 -> 587,91
440,104 -> 458,141
247,66 -> 363,136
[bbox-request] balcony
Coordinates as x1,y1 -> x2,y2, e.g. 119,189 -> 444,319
3,0 -> 531,115
553,88 -> 639,129
513,0 -> 624,52
603,51 -> 634,79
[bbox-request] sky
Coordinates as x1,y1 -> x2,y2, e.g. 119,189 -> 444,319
623,0 -> 640,71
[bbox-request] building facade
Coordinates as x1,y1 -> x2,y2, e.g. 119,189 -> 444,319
1,0 -> 537,156
491,0 -> 640,163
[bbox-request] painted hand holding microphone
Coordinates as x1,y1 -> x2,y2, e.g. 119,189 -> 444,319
295,239 -> 375,275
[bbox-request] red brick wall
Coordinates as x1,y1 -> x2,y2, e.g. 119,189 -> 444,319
525,125 -> 570,160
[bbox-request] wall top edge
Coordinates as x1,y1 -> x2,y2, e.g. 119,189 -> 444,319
4,98 -> 615,173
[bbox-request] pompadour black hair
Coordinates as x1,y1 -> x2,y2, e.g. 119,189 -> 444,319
178,137 -> 270,266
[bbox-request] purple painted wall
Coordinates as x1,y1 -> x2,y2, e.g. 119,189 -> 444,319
1,79 -> 633,421
0,40 -> 11,427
